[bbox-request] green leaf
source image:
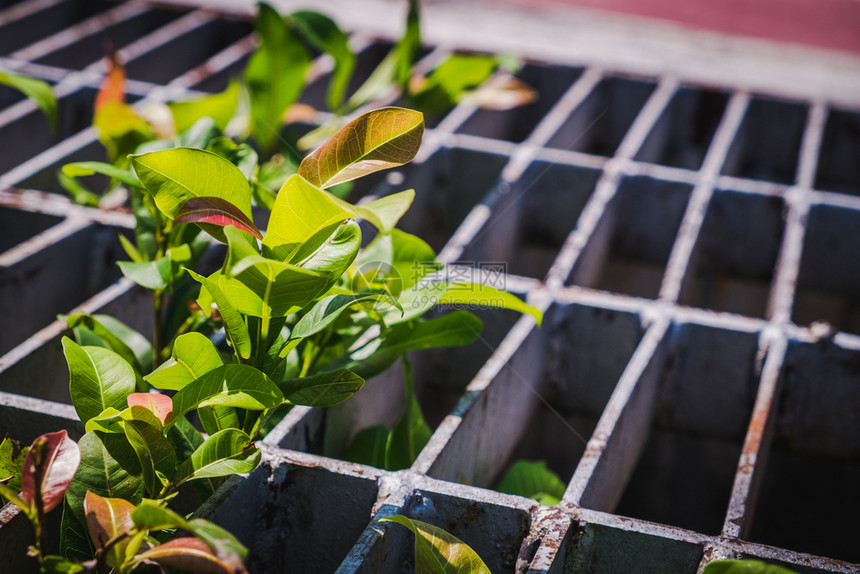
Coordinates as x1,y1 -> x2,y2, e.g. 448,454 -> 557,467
117,257 -> 171,290
60,161 -> 141,189
0,481 -> 29,514
166,416 -> 205,462
0,70 -> 57,130
94,102 -> 153,165
146,332 -> 224,391
496,460 -> 566,505
175,428 -> 259,485
123,413 -> 177,495
83,491 -> 135,567
129,147 -> 253,221
188,270 -> 253,360
292,293 -> 400,339
207,137 -> 259,180
385,376 -> 431,471
394,0 -> 421,89
291,10 -> 355,111
40,556 -> 86,573
380,515 -> 491,574
174,196 -> 263,242
169,80 -> 240,134
63,337 -> 136,425
703,560 -> 800,574
60,499 -> 94,562
246,2 -> 310,151
410,54 -> 497,113
0,436 -> 27,491
66,312 -> 152,380
66,432 -> 145,524
278,369 -> 365,407
264,174 -> 413,259
439,283 -> 542,326
343,425 -> 389,468
84,407 -> 124,434
354,228 -> 440,295
170,364 -> 284,423
297,107 -> 424,189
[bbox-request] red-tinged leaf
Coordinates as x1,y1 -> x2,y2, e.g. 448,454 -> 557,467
95,42 -> 125,112
137,537 -> 246,574
127,393 -> 173,426
20,431 -> 81,513
297,107 -> 424,189
175,197 -> 263,242
84,491 -> 135,567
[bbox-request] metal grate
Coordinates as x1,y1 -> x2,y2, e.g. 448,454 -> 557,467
1,0 -> 860,572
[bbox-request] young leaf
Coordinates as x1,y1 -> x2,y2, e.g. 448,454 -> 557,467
297,107 -> 424,189
94,102 -> 153,165
146,332 -> 224,391
174,196 -> 263,241
127,393 -> 173,426
95,43 -> 125,112
278,369 -> 365,407
63,337 -> 136,425
0,70 -> 57,130
246,2 -> 310,152
20,431 -> 81,513
170,364 -> 284,423
188,270 -> 252,360
380,515 -> 491,574
343,425 -> 389,468
129,147 -> 253,221
174,428 -> 259,485
134,537 -> 244,574
83,491 -> 135,567
292,293 -> 401,339
169,80 -> 240,134
84,407 -> 125,434
703,560 -> 800,574
65,432 -> 145,524
495,460 -> 566,505
291,10 -> 355,111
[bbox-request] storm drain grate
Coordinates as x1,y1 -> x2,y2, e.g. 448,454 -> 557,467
1,0 -> 860,572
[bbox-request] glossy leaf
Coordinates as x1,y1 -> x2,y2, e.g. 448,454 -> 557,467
703,560 -> 800,574
83,491 -> 135,567
292,293 -> 400,339
60,161 -> 141,189
117,257 -> 171,290
279,369 -> 365,407
135,537 -> 244,574
146,332 -> 224,391
0,70 -> 57,130
129,147 -> 253,221
264,173 -> 413,259
127,393 -> 173,425
65,432 -> 144,523
60,499 -> 94,562
66,312 -> 152,378
291,10 -> 355,111
175,196 -> 263,241
188,270 -> 252,360
175,429 -> 259,485
246,2 -> 310,151
355,228 -> 440,294
496,460 -> 566,505
20,431 -> 81,513
84,407 -> 124,434
170,364 -> 284,423
63,337 -> 136,425
297,107 -> 424,189
381,515 -> 491,574
343,425 -> 389,468
169,80 -> 240,134
123,414 -> 176,495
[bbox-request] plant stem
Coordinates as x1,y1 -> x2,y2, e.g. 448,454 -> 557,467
152,288 -> 164,371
